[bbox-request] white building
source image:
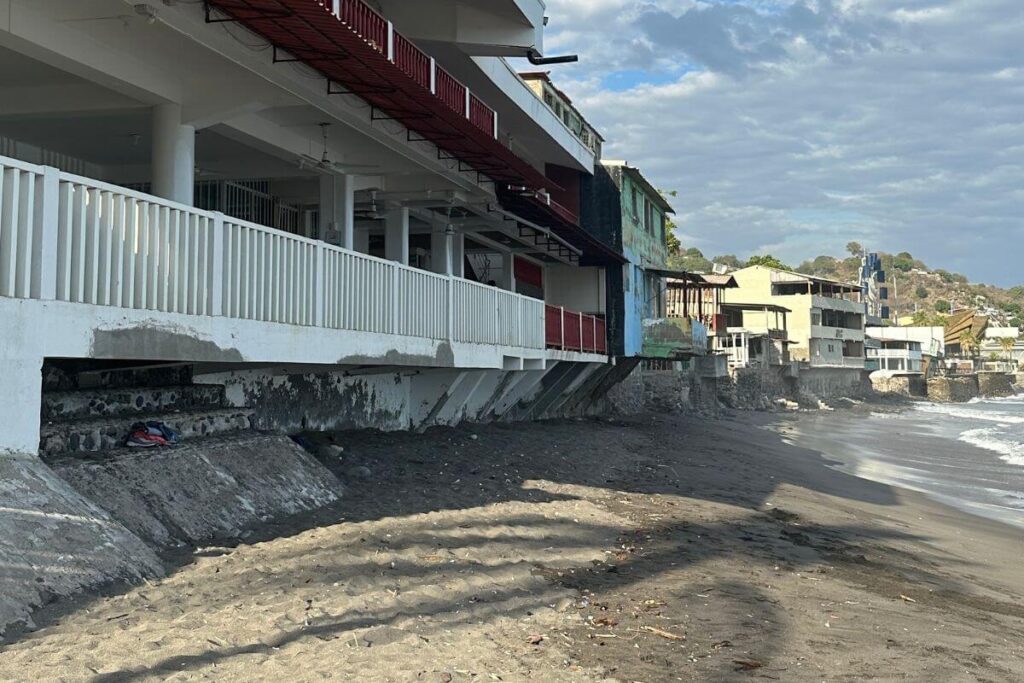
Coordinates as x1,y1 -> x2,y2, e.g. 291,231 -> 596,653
0,0 -> 623,455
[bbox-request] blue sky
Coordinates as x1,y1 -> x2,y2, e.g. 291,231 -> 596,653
537,0 -> 1023,286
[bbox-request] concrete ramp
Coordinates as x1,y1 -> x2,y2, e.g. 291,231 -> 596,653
0,454 -> 163,635
53,434 -> 344,549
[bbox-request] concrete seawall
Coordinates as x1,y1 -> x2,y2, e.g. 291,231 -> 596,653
1,435 -> 345,636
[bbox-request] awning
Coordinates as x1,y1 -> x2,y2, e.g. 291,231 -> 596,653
205,0 -> 552,190
496,189 -> 626,266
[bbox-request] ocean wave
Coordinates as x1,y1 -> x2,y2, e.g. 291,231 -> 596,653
915,403 -> 1024,424
959,427 -> 1024,467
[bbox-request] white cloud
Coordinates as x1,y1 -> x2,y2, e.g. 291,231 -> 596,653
540,0 -> 1024,285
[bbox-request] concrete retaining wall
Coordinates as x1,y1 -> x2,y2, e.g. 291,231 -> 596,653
977,372 -> 1016,398
927,376 -> 979,403
53,435 -> 344,549
795,367 -> 867,400
0,454 -> 163,635
871,375 -> 928,397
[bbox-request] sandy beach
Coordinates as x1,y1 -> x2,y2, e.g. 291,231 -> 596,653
1,410 -> 1022,682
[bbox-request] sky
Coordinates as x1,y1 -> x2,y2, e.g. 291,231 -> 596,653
535,0 -> 1023,286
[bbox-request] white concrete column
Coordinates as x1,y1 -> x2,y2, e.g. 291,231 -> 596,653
354,228 -> 370,254
0,357 -> 43,454
318,174 -> 355,249
431,228 -> 453,275
499,251 -> 516,291
151,103 -> 195,205
384,207 -> 409,265
452,233 -> 465,278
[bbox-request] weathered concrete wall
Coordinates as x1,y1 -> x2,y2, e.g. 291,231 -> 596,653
0,454 -> 162,636
927,376 -> 979,403
871,375 -> 928,398
53,435 -> 343,549
1015,372 -> 1024,387
977,372 -> 1016,398
731,367 -> 796,409
795,367 -> 867,401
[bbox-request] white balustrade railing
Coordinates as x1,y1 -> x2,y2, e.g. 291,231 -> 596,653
0,155 -> 546,351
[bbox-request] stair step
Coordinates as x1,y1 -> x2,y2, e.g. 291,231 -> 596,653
40,408 -> 254,458
42,385 -> 226,421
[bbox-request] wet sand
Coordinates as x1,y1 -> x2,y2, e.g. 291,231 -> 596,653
1,411 -> 1022,682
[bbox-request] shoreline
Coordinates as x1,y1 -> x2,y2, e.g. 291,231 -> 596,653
766,395 -> 1024,531
2,410 -> 1022,681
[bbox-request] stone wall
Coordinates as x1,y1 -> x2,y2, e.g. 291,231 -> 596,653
927,376 -> 979,403
731,367 -> 796,410
871,375 -> 927,398
977,372 -> 1016,398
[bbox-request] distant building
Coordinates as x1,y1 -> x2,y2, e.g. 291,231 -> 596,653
866,326 -> 944,375
713,303 -> 792,370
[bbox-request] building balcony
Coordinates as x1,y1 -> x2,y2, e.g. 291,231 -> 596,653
204,0 -> 549,190
810,324 -> 865,342
545,305 -> 607,354
0,154 -> 583,370
868,349 -> 924,362
641,318 -> 709,359
809,357 -> 866,369
810,294 -> 866,315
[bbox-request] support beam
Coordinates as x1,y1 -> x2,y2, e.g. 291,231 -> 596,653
354,227 -> 370,254
430,227 -> 453,275
499,251 -> 516,292
319,174 -> 355,249
0,357 -> 43,454
151,103 -> 195,206
452,233 -> 465,278
384,207 -> 410,265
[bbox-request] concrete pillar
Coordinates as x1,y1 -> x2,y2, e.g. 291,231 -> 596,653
0,357 -> 43,455
431,227 -> 453,275
384,207 -> 409,265
318,174 -> 355,249
354,227 -> 370,254
151,103 -> 195,205
499,251 -> 516,292
452,233 -> 465,278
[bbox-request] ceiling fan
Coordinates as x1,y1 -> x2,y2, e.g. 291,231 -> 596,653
299,123 -> 379,175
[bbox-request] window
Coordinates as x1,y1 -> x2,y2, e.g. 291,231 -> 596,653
644,200 -> 653,234
631,187 -> 639,218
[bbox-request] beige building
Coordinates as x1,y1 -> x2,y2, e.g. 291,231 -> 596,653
723,266 -> 867,369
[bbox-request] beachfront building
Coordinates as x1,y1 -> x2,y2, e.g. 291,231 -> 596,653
723,265 -> 867,392
579,161 -> 681,357
980,327 -> 1023,371
865,326 -> 943,375
0,0 -> 628,455
865,338 -> 924,374
714,303 -> 792,370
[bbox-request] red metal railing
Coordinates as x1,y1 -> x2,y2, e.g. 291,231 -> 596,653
595,318 -> 607,353
545,304 -> 608,354
469,94 -> 495,135
563,310 -> 582,351
335,0 -> 388,54
545,304 -> 563,348
392,32 -> 431,91
435,67 -> 468,116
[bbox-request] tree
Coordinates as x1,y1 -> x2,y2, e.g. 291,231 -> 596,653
998,336 -> 1017,363
711,254 -> 744,269
668,247 -> 712,273
959,329 -> 980,358
846,241 -> 863,257
746,254 -> 790,270
915,285 -> 929,299
934,299 -> 951,313
665,228 -> 681,255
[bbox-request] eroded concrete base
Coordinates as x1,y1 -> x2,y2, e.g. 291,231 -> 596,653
53,435 -> 344,549
0,454 -> 163,635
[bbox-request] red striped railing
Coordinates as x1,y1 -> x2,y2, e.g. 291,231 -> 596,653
469,94 -> 495,136
335,0 -> 388,54
435,67 -> 468,116
318,0 -> 501,139
545,304 -> 608,354
392,32 -> 431,91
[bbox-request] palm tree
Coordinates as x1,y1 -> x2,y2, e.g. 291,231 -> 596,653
959,329 -> 980,359
999,335 -> 1019,368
